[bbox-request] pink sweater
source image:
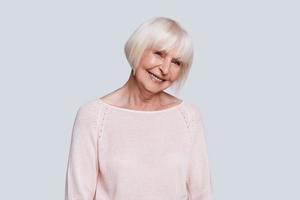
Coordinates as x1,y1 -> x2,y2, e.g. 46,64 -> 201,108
65,98 -> 214,200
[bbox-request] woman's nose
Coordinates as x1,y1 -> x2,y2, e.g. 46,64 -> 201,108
159,59 -> 171,75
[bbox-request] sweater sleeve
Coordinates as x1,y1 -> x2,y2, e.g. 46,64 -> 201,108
65,103 -> 100,200
186,106 -> 214,200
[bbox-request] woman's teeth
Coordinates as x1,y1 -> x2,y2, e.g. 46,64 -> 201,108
148,72 -> 164,82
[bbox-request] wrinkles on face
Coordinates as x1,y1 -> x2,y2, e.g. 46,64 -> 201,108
134,47 -> 183,94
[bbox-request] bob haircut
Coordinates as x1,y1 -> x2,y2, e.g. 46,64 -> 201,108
124,17 -> 194,93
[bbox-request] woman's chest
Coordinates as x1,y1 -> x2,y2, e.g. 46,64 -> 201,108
98,114 -> 191,178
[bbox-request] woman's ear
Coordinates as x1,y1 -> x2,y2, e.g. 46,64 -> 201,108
132,67 -> 136,76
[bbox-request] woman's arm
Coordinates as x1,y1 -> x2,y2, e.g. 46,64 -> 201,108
186,105 -> 214,200
65,103 -> 100,200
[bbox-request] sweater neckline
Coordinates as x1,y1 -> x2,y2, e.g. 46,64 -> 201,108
97,98 -> 184,114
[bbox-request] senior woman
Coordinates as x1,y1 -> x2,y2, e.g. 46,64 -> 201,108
65,17 -> 214,200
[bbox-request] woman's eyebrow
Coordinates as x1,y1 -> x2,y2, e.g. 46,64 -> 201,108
172,57 -> 182,61
159,50 -> 181,60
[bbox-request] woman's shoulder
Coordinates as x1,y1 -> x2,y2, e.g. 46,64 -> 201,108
74,97 -> 107,120
77,97 -> 100,110
177,99 -> 201,113
178,100 -> 204,126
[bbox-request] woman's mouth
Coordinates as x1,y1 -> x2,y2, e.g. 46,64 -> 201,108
147,71 -> 165,83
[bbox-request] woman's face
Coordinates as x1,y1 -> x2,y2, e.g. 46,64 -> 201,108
134,46 -> 183,93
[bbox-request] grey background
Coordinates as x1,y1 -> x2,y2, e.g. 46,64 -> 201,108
0,0 -> 299,199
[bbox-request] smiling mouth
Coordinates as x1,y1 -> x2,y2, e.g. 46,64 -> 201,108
147,71 -> 166,82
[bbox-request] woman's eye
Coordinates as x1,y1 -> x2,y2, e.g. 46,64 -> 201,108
154,51 -> 163,57
173,60 -> 182,66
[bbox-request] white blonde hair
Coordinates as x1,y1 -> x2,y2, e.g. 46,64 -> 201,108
124,17 -> 194,92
